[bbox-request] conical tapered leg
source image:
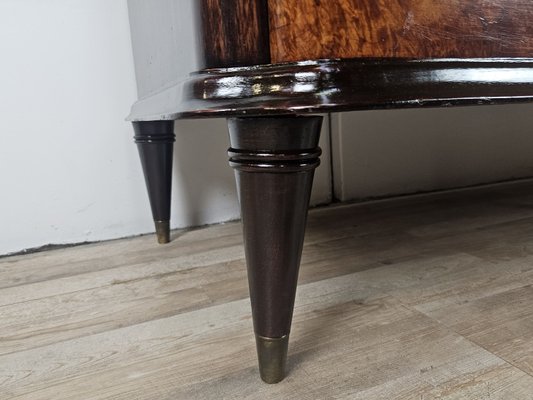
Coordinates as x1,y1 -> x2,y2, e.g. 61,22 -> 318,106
227,116 -> 323,383
133,120 -> 175,244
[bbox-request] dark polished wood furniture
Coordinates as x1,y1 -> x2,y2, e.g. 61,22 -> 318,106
128,0 -> 533,384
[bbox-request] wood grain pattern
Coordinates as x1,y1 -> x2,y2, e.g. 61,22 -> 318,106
268,0 -> 533,63
197,0 -> 270,68
5,181 -> 533,397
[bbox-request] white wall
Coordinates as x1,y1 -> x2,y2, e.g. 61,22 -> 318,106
128,0 -> 200,99
332,105 -> 533,201
0,0 -> 141,255
0,0 -> 331,256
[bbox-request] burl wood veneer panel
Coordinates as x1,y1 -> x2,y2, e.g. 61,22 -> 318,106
268,0 -> 533,63
199,0 -> 270,68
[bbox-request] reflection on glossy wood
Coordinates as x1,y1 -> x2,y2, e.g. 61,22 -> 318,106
126,58 -> 533,121
269,0 -> 533,63
128,58 -> 533,121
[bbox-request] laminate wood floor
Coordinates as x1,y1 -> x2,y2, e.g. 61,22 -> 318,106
4,181 -> 533,399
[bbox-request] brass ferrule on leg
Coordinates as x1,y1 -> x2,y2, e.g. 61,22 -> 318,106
255,334 -> 289,384
154,220 -> 170,244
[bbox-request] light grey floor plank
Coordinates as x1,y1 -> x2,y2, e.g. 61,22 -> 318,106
3,181 -> 533,399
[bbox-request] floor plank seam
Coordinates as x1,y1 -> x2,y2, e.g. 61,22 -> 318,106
6,181 -> 533,398
402,302 -> 533,380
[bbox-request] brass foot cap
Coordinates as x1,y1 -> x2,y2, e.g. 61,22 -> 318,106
154,220 -> 170,244
255,334 -> 289,384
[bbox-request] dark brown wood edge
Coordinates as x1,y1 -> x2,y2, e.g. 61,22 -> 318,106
179,58 -> 533,118
195,0 -> 270,69
126,58 -> 533,121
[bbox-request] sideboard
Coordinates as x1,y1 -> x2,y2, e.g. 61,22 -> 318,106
127,0 -> 533,384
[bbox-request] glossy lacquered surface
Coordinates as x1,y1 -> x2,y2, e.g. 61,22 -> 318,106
127,58 -> 533,121
268,0 -> 533,63
133,121 -> 175,243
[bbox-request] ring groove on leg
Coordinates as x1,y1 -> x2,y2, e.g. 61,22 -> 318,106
227,115 -> 323,383
133,120 -> 175,244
